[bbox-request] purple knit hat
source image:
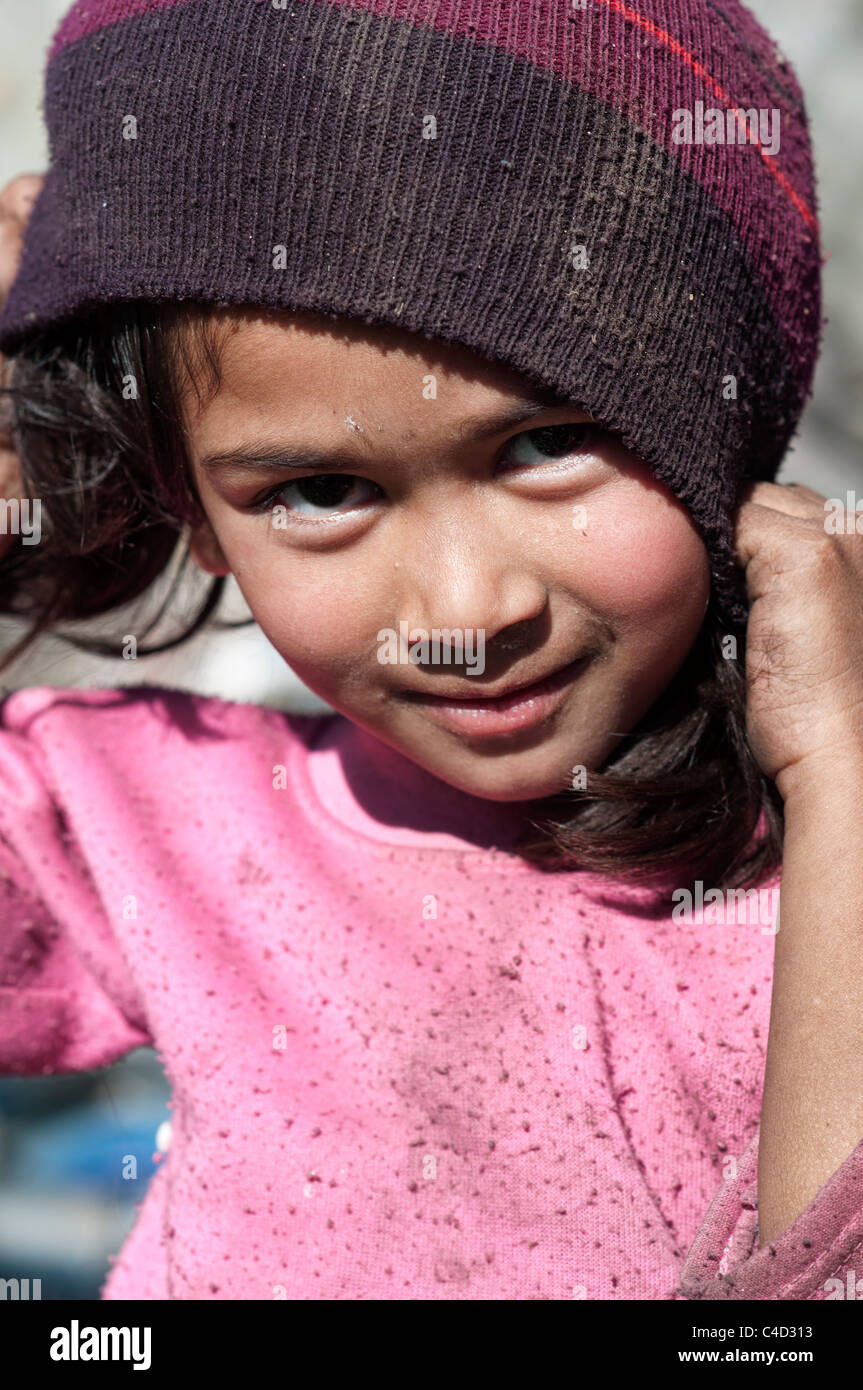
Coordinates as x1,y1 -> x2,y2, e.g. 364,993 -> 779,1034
0,0 -> 823,627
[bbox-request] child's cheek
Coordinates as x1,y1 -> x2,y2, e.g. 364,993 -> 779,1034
245,564 -> 387,676
568,480 -> 710,623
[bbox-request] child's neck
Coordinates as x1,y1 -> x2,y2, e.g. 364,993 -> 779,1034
308,713 -> 534,852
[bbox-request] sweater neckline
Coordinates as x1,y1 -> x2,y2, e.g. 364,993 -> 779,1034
299,712 -> 531,857
288,710 -> 679,910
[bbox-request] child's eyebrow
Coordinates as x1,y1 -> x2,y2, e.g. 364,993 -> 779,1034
198,391 -> 579,476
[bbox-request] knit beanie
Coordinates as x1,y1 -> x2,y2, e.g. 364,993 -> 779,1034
0,0 -> 822,628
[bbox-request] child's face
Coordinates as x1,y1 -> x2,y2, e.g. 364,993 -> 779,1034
184,309 -> 711,803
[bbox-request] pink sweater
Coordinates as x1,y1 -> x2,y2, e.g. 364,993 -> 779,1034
1,683 -> 862,1300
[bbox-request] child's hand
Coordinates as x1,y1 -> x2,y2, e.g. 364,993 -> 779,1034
734,479 -> 863,802
0,173 -> 43,553
0,173 -> 41,289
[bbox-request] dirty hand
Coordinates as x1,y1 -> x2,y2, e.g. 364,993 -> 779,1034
733,478 -> 863,803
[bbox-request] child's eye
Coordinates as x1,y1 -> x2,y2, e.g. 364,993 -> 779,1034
255,474 -> 383,517
251,421 -> 602,518
501,422 -> 602,469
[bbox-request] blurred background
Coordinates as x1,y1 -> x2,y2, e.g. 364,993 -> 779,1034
0,0 -> 861,1298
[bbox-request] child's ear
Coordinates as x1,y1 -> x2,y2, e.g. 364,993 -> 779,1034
188,519 -> 231,577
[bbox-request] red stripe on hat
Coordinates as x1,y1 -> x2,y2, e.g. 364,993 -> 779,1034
597,0 -> 817,233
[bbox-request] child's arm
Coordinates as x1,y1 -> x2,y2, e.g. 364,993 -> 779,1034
678,1119 -> 863,1299
733,479 -> 863,1247
0,694 -> 154,1076
0,176 -> 152,1075
675,479 -> 863,1300
757,768 -> 863,1247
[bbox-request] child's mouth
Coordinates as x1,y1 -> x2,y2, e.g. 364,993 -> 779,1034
396,655 -> 590,738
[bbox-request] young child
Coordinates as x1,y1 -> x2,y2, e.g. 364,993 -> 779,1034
1,0 -> 862,1302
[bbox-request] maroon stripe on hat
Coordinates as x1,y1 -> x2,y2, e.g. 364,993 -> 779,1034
49,0 -> 198,60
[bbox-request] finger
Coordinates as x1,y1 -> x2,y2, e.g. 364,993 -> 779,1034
0,176 -> 44,301
0,439 -> 23,498
737,478 -> 828,523
0,222 -> 26,299
733,498 -> 822,591
0,173 -> 44,227
776,479 -> 834,508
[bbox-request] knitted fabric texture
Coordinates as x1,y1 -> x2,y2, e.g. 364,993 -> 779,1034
0,0 -> 823,626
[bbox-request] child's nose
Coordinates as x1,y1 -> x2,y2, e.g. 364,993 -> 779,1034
393,523 -> 548,649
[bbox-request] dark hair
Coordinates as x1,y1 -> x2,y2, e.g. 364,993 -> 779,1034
0,299 -> 783,893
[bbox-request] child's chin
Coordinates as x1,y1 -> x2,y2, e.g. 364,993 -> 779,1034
419,748 -> 581,804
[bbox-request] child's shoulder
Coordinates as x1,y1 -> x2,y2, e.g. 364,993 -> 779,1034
0,681 -> 334,765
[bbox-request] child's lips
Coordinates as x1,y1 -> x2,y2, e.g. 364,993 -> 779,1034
395,655 -> 590,737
